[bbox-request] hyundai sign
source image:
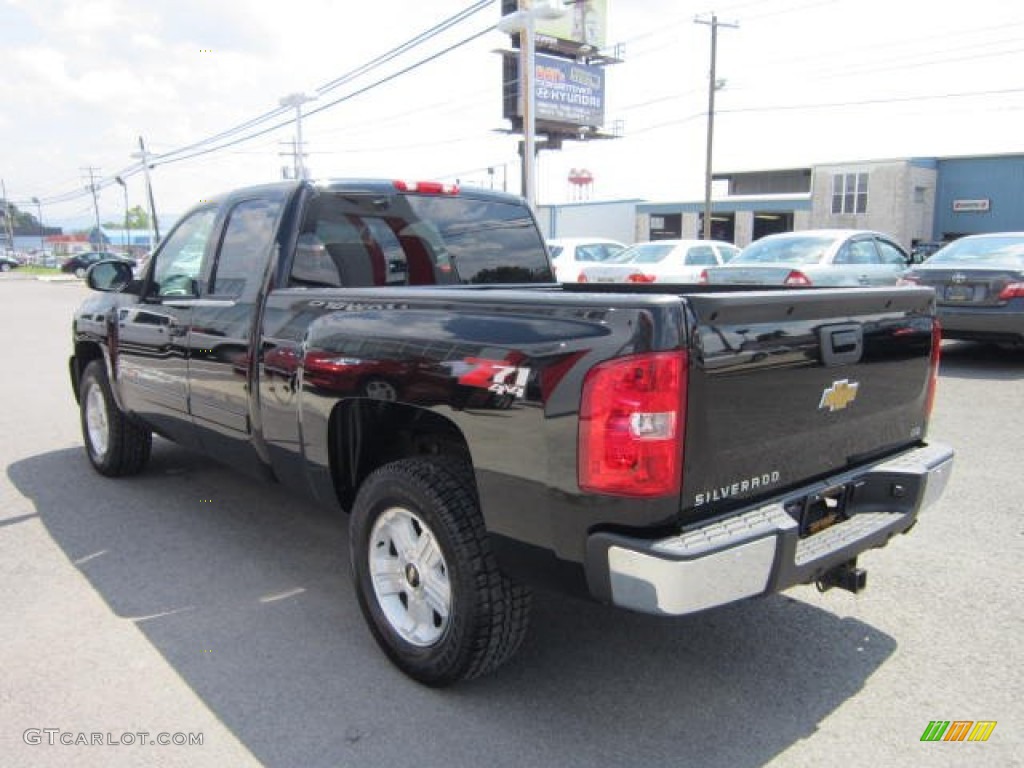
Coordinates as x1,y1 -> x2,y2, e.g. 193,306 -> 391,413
534,53 -> 605,128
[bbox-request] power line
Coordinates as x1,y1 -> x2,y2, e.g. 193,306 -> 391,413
717,86 -> 1024,115
26,7 -> 498,210
151,24 -> 496,170
153,0 -> 496,167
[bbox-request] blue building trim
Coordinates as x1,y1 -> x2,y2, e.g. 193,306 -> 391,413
934,155 -> 1024,238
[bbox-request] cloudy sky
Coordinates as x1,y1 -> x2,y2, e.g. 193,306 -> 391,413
2,0 -> 1022,230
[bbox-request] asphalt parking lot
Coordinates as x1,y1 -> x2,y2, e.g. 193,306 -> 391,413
1,277 -> 1020,768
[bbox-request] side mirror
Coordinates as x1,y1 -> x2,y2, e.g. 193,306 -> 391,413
86,259 -> 135,292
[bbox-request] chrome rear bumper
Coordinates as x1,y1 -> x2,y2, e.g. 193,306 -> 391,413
586,443 -> 955,616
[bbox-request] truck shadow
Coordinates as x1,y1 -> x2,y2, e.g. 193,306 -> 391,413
10,445 -> 896,768
938,340 -> 1024,380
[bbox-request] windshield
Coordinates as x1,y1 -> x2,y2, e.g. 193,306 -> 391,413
733,235 -> 836,265
927,236 -> 1024,268
603,246 -> 641,264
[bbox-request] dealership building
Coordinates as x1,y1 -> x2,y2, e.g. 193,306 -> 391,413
537,152 -> 1024,249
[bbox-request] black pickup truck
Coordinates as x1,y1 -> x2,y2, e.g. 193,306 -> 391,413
70,179 -> 954,686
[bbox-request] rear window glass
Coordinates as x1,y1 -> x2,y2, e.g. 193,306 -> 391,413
928,236 -> 1024,268
627,243 -> 675,264
291,192 -> 553,287
735,236 -> 835,265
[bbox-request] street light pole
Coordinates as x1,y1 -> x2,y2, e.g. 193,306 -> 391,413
114,177 -> 130,256
31,196 -> 44,252
279,92 -> 318,180
498,1 -> 566,211
131,136 -> 161,245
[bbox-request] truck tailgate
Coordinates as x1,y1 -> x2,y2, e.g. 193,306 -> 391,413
680,286 -> 937,517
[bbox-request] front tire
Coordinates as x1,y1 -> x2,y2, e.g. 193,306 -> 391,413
350,458 -> 531,686
79,360 -> 152,476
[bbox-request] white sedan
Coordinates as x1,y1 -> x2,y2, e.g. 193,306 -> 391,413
546,237 -> 627,282
578,239 -> 741,284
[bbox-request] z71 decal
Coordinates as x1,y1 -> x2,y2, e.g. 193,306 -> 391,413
457,358 -> 531,400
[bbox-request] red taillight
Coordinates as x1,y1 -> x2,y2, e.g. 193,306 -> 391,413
393,180 -> 458,195
577,272 -> 588,283
897,274 -> 921,286
698,269 -> 709,285
784,270 -> 812,287
925,319 -> 941,418
997,281 -> 1024,300
579,352 -> 687,498
627,273 -> 656,283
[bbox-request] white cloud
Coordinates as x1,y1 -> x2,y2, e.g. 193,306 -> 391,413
3,0 -> 1023,230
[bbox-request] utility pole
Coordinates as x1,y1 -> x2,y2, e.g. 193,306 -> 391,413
0,178 -> 14,254
114,177 -> 130,254
82,166 -> 103,242
279,92 -> 317,180
694,13 -> 738,240
132,136 -> 161,244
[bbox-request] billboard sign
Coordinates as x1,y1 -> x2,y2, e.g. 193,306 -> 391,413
535,0 -> 608,52
534,53 -> 605,128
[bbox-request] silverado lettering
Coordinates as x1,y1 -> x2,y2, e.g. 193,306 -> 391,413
695,471 -> 782,506
69,178 -> 954,686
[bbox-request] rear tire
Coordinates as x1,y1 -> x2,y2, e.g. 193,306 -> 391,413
350,457 -> 531,686
79,360 -> 152,476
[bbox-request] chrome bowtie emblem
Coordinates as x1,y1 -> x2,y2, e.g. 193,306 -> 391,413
950,272 -> 967,284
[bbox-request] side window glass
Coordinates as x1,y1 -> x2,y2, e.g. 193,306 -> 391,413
291,204 -> 390,288
835,241 -> 876,265
211,199 -> 279,298
292,233 -> 341,287
363,217 -> 407,285
876,239 -> 909,266
152,208 -> 217,297
849,240 -> 880,264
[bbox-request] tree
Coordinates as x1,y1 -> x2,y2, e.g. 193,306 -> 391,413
103,206 -> 149,231
0,200 -> 38,229
127,205 -> 149,230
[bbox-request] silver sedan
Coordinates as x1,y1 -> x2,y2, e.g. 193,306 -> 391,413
702,229 -> 910,287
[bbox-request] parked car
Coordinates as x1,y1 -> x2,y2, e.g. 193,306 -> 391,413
702,229 -> 911,287
578,239 -> 741,284
61,251 -> 132,278
546,237 -> 627,282
0,254 -> 21,272
910,241 -> 946,263
900,232 -> 1024,347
